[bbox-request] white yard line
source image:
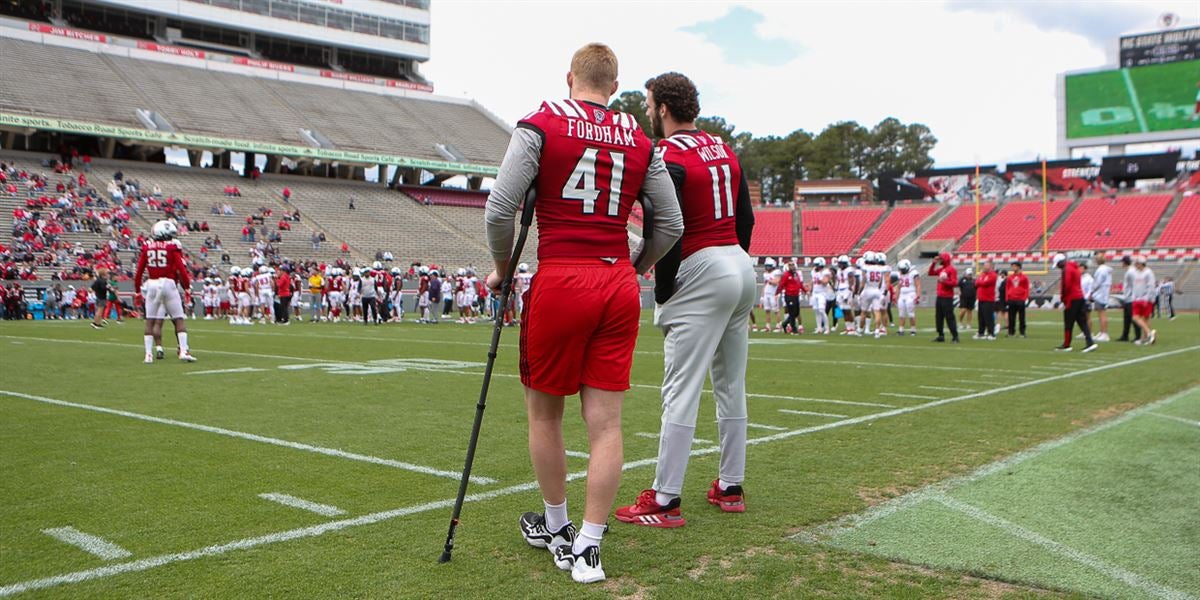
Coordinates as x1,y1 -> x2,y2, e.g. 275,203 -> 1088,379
1120,68 -> 1150,133
186,367 -> 267,376
933,495 -> 1191,600
778,409 -> 849,419
919,385 -> 975,392
747,423 -> 788,431
879,392 -> 938,400
0,390 -> 496,486
1,347 -> 1196,597
564,450 -> 591,459
258,493 -> 346,517
42,527 -> 132,561
740,393 -> 894,408
634,432 -> 713,445
1148,413 -> 1200,428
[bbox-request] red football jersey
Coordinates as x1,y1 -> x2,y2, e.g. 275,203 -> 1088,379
231,276 -> 248,294
135,239 -> 189,292
520,99 -> 652,260
658,131 -> 742,259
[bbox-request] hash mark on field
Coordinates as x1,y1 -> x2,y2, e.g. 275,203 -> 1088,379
0,390 -> 497,485
739,392 -> 894,408
564,450 -> 591,459
919,385 -> 975,392
186,367 -> 267,376
634,432 -> 713,445
1148,413 -> 1200,428
4,347 -> 1198,597
42,527 -> 131,561
933,494 -> 1188,600
747,423 -> 788,431
258,493 -> 346,517
878,392 -> 938,400
778,409 -> 848,419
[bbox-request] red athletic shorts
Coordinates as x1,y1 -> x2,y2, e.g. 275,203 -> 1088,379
520,258 -> 641,396
1132,300 -> 1152,318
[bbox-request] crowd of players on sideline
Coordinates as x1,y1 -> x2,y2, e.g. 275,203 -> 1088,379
749,251 -> 1174,348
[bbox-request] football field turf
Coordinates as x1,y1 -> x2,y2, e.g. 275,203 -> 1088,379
1,309 -> 1197,598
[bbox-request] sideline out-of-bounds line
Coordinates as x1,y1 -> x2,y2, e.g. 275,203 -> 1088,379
3,347 -> 1194,597
0,390 -> 497,486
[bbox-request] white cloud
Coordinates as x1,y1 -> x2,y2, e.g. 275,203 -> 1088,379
423,1 -> 1199,168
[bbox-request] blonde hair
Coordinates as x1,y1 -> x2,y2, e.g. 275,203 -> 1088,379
570,43 -> 618,91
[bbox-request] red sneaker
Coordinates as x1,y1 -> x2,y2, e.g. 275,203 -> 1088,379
615,490 -> 685,528
707,480 -> 745,513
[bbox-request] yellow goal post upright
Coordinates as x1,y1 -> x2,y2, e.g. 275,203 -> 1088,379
972,160 -> 1052,276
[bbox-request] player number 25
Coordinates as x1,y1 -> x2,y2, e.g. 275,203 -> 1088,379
562,148 -> 625,216
147,249 -> 169,268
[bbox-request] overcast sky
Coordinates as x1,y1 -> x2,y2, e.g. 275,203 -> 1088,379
422,1 -> 1198,168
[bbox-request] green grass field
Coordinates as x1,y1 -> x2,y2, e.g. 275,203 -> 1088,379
1065,59 -> 1200,139
1,309 -> 1197,599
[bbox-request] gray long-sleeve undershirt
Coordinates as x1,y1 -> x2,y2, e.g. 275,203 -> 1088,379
484,126 -> 683,274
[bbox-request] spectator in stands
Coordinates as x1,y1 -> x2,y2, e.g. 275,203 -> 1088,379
113,170 -> 123,182
223,202 -> 234,216
211,203 -> 220,215
349,196 -> 356,210
291,209 -> 301,221
278,219 -> 291,231
311,232 -> 321,250
282,187 -> 291,203
82,155 -> 91,172
341,242 -> 350,254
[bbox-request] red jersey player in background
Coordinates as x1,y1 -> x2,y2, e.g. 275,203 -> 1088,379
615,71 -> 755,530
134,220 -> 195,362
1053,253 -> 1098,352
927,252 -> 959,343
486,43 -> 682,584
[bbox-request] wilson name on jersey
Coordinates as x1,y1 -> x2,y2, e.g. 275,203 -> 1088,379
659,130 -> 743,259
519,99 -> 653,260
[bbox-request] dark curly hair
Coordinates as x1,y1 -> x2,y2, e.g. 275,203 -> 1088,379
645,72 -> 700,123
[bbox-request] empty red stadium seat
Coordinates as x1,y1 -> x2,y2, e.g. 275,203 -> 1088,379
400,186 -> 488,208
1156,195 -> 1200,248
958,200 -> 1068,252
922,203 -> 996,241
799,207 -> 884,256
861,205 -> 938,252
1047,194 -> 1171,250
749,209 -> 793,256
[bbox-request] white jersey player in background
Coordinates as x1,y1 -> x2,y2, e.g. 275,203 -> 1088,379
515,262 -> 534,321
834,256 -> 860,335
895,259 -> 920,336
1090,254 -> 1112,341
253,266 -> 275,323
809,257 -> 832,334
860,252 -> 891,338
757,258 -> 781,332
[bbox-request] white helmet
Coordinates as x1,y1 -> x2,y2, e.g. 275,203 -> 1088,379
419,266 -> 429,275
856,257 -> 865,268
391,267 -> 401,275
351,268 -> 362,277
837,255 -> 850,266
151,220 -> 177,241
763,258 -> 777,268
1052,253 -> 1067,268
230,266 -> 241,276
259,265 -> 271,274
518,263 -> 529,273
457,268 -> 467,277
814,257 -> 826,268
898,259 -> 912,273
372,261 -> 383,270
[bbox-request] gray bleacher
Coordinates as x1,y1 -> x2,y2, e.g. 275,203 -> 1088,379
0,38 -> 144,126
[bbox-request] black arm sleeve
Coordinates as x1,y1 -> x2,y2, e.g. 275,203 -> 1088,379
653,163 -> 687,305
734,170 -> 754,252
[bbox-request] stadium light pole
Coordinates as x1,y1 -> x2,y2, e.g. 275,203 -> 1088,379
438,190 -> 536,564
973,163 -> 981,273
1041,159 -> 1049,272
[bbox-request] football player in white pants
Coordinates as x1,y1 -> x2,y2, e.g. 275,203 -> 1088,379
255,266 -> 275,323
860,252 -> 890,337
895,259 -> 920,335
833,255 -> 857,334
810,257 -> 832,334
135,221 -> 195,362
758,258 -> 781,332
616,72 -> 754,530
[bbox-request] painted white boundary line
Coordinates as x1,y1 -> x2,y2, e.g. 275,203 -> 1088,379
879,392 -> 938,400
2,346 -> 1196,597
0,390 -> 496,486
740,393 -> 894,408
919,385 -> 975,392
747,423 -> 787,431
258,493 -> 345,517
933,495 -> 1192,600
41,528 -> 132,561
564,450 -> 591,459
778,409 -> 849,419
186,368 -> 266,376
634,432 -> 713,445
1149,413 -> 1200,428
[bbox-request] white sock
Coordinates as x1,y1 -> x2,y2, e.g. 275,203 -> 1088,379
543,499 -> 568,533
655,491 -> 678,507
572,520 -> 605,553
144,335 -> 153,355
178,332 -> 189,353
718,479 -> 739,491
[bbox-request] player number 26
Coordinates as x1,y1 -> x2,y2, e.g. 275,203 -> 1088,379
562,148 -> 625,216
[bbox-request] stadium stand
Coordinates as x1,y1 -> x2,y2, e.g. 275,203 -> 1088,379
921,203 -> 998,242
799,207 -> 884,257
957,200 -> 1070,252
860,205 -> 939,252
400,185 -> 487,208
0,38 -> 144,127
1155,195 -> 1200,248
748,209 -> 793,256
1047,194 -> 1172,251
